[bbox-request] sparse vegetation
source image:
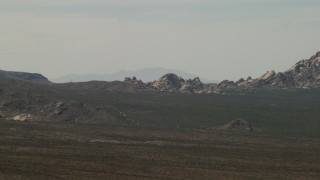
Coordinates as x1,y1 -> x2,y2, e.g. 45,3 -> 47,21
0,121 -> 319,179
1,77 -> 320,179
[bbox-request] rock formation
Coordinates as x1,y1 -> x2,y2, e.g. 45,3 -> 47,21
214,51 -> 320,93
12,114 -> 33,122
122,51 -> 320,94
149,73 -> 183,92
144,74 -> 205,93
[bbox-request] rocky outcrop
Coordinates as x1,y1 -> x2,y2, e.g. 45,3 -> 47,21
215,51 -> 320,92
146,74 -> 206,93
220,119 -> 253,131
217,80 -> 237,89
124,76 -> 148,90
12,114 -> 33,122
284,52 -> 320,88
0,92 -> 94,123
124,51 -> 320,94
179,77 -> 205,93
124,74 -> 207,93
149,73 -> 183,92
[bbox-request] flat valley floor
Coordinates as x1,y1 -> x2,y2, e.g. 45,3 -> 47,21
0,121 -> 319,180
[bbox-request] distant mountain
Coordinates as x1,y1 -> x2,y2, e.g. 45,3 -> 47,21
0,70 -> 50,84
51,67 -> 217,84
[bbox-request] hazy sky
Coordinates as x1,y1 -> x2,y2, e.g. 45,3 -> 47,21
1,0 -> 320,81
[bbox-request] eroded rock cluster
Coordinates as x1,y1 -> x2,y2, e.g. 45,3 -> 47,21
123,51 -> 320,94
0,96 -> 95,123
215,51 -> 320,93
148,73 -> 206,93
124,73 -> 210,93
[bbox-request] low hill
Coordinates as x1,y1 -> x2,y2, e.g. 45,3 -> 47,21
0,70 -> 50,84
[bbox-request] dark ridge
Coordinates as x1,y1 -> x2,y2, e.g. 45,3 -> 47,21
0,70 -> 50,84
